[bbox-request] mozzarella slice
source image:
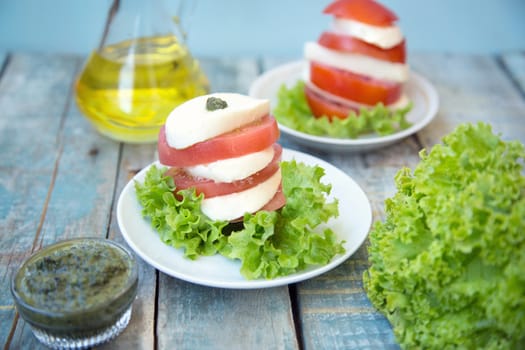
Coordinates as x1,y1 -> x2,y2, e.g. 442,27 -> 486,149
185,146 -> 275,183
201,169 -> 282,221
331,19 -> 403,49
304,42 -> 409,83
165,93 -> 270,149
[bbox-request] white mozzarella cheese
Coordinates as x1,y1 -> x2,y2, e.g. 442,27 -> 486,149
331,19 -> 403,49
165,93 -> 270,149
201,169 -> 282,221
185,146 -> 275,183
304,42 -> 409,83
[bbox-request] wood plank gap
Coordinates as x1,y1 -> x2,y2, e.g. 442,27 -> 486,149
3,312 -> 19,350
413,133 -> 424,151
153,269 -> 160,350
302,306 -> 378,314
289,283 -> 305,350
495,53 -> 525,101
29,57 -> 81,252
314,274 -> 363,282
298,287 -> 363,295
360,152 -> 371,168
105,142 -> 124,238
0,53 -> 10,80
30,142 -> 64,253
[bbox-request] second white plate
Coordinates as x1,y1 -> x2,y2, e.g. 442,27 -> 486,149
249,60 -> 439,152
117,148 -> 372,289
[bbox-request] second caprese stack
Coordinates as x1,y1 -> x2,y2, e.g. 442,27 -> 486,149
157,93 -> 285,222
304,0 -> 410,119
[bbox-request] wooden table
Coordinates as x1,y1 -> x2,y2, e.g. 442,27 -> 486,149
1,52 -> 524,349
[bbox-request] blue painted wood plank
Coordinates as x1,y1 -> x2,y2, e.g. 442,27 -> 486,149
7,55 -> 128,349
0,53 -> 80,347
7,56 -> 157,349
410,53 -> 525,146
157,278 -> 298,349
107,143 -> 158,350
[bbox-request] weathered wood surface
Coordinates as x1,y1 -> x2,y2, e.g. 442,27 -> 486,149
0,52 -> 524,350
0,53 -> 297,350
0,53 -> 84,348
101,145 -> 158,350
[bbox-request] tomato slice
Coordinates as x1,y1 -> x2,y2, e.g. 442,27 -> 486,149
309,61 -> 402,105
323,0 -> 397,27
259,185 -> 286,212
165,144 -> 282,198
318,32 -> 405,63
229,185 -> 286,223
304,85 -> 356,120
158,115 -> 280,167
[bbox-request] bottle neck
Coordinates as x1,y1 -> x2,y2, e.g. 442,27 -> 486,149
98,0 -> 187,50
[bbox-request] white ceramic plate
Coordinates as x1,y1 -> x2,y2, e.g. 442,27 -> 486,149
117,148 -> 372,289
249,60 -> 439,152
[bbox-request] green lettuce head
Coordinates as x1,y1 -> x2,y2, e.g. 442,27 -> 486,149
364,122 -> 525,349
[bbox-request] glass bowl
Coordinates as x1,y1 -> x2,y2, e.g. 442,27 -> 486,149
11,238 -> 139,349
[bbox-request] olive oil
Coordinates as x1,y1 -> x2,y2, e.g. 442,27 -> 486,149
75,35 -> 209,143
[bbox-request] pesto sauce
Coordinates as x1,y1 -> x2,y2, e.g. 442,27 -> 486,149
19,240 -> 132,312
206,96 -> 228,111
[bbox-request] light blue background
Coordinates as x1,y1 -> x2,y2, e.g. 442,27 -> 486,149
0,0 -> 524,57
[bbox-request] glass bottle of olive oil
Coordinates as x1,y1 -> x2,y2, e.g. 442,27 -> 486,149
75,0 -> 209,143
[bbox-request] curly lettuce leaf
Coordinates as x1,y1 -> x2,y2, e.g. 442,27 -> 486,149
364,122 -> 525,349
135,165 -> 229,259
135,161 -> 345,280
221,160 -> 343,279
273,80 -> 412,138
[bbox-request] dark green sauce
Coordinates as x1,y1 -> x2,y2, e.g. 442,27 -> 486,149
206,96 -> 228,111
18,240 -> 132,312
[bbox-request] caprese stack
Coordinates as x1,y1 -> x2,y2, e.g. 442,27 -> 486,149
304,0 -> 409,119
157,93 -> 285,222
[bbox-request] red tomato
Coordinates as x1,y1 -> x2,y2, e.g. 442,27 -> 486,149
158,115 -> 280,167
229,185 -> 286,222
304,85 -> 355,120
318,32 -> 406,63
165,144 -> 282,198
323,0 -> 398,27
259,185 -> 286,212
309,62 -> 402,105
